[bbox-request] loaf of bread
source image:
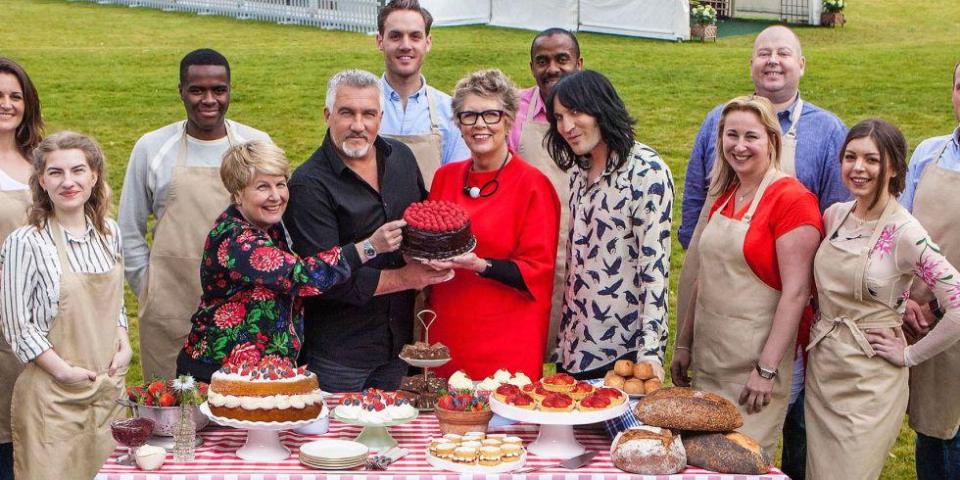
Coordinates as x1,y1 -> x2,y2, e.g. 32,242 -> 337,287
633,387 -> 742,431
623,378 -> 645,395
681,431 -> 769,474
614,360 -> 634,377
610,426 -> 686,475
633,362 -> 655,380
643,378 -> 662,394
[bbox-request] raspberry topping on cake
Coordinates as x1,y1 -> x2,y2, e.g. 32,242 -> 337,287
219,354 -> 306,379
403,200 -> 468,232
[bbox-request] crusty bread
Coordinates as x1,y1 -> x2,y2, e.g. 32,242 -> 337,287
633,387 -> 742,431
633,362 -> 655,380
681,431 -> 769,474
623,378 -> 645,395
610,426 -> 685,475
614,360 -> 634,377
643,378 -> 662,394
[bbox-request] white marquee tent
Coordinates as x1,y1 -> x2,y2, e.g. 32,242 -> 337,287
421,0 -> 692,41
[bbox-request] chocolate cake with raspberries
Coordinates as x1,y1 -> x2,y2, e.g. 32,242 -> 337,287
401,200 -> 476,260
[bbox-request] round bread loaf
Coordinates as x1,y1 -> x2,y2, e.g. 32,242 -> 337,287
681,431 -> 769,474
623,378 -> 645,395
633,362 -> 655,380
605,374 -> 626,389
610,426 -> 685,475
614,360 -> 634,377
643,378 -> 662,394
633,387 -> 742,431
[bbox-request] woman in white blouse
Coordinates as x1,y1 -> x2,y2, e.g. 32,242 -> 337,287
805,119 -> 960,478
1,132 -> 130,480
0,57 -> 43,480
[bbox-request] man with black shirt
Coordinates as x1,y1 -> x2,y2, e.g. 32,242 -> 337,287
284,69 -> 452,392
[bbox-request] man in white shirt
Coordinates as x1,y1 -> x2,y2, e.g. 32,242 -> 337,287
118,48 -> 270,380
375,0 -> 469,188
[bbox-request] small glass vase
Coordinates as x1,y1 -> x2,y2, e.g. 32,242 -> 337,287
173,404 -> 196,462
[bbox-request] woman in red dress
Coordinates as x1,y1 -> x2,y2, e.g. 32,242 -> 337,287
426,69 -> 560,381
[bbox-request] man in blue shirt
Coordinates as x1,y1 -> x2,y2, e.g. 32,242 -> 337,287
375,0 -> 469,190
676,25 -> 848,480
899,61 -> 960,480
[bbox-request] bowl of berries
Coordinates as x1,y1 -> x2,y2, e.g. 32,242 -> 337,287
434,391 -> 493,435
124,378 -> 210,436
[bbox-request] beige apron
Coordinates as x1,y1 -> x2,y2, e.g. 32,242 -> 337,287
383,90 -> 444,190
0,188 -> 30,444
517,89 -> 569,359
11,221 -> 125,480
908,141 -> 960,439
690,168 -> 794,457
805,200 -> 907,479
139,123 -> 235,380
677,100 -> 802,335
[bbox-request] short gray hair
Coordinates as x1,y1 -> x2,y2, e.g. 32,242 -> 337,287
325,69 -> 383,111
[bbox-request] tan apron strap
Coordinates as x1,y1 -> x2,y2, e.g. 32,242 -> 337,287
425,90 -> 440,134
808,315 -> 901,356
49,220 -> 71,272
176,120 -> 238,168
854,199 -> 899,301
526,87 -> 541,119
743,168 -> 782,222
784,98 -> 803,139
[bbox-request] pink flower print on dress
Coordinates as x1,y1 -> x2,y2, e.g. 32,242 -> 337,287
945,283 -> 960,310
916,256 -> 945,291
871,224 -> 897,259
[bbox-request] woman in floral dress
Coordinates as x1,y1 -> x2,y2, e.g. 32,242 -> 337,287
805,119 -> 960,478
176,140 -> 400,382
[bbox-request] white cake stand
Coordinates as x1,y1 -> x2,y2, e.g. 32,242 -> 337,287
489,394 -> 629,459
330,409 -> 418,450
200,402 -> 328,461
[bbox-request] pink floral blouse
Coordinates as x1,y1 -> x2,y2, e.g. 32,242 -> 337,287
824,201 -> 960,365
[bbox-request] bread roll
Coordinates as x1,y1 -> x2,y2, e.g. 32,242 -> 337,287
633,362 -> 655,380
610,426 -> 685,475
682,431 -> 769,474
633,387 -> 742,431
643,378 -> 662,394
623,378 -> 645,395
604,373 -> 626,389
614,360 -> 634,377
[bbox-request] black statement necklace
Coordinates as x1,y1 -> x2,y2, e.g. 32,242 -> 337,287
462,150 -> 510,198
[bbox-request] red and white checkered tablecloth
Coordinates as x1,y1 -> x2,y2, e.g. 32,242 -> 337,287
96,395 -> 789,480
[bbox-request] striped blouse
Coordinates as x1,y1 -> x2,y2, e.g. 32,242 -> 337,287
0,217 -> 127,363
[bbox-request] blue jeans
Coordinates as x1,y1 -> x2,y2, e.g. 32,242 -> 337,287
916,430 -> 960,480
0,442 -> 12,480
780,389 -> 806,480
306,354 -> 408,393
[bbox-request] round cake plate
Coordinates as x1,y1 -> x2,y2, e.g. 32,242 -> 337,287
425,450 -> 526,473
330,410 -> 418,451
488,394 -> 629,459
199,402 -> 329,461
398,356 -> 451,368
409,237 -> 477,263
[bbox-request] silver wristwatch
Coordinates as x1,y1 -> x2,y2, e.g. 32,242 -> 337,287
362,239 -> 377,259
755,363 -> 778,380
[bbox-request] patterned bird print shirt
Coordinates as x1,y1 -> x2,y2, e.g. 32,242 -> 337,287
552,142 -> 674,373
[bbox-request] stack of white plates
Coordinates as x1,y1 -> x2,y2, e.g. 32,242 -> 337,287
299,439 -> 369,470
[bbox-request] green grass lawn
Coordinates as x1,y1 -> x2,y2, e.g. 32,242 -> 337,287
4,0 -> 959,477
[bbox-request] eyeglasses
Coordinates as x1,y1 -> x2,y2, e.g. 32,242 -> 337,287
457,109 -> 505,126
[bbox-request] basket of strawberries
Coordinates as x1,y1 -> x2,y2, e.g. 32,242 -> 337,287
124,377 -> 210,436
434,391 -> 493,435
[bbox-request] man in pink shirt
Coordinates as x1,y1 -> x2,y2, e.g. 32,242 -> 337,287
508,28 -> 583,362
508,28 -> 583,152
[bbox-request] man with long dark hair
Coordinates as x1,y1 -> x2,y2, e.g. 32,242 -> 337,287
543,70 -> 673,384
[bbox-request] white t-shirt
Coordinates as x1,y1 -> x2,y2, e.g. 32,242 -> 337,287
0,166 -> 28,191
117,119 -> 270,294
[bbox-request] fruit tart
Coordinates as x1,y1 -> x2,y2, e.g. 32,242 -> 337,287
504,392 -> 536,410
494,384 -> 521,402
595,387 -> 627,406
568,380 -> 596,401
540,373 -> 576,393
579,392 -> 614,411
539,392 -> 576,412
521,382 -> 550,401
